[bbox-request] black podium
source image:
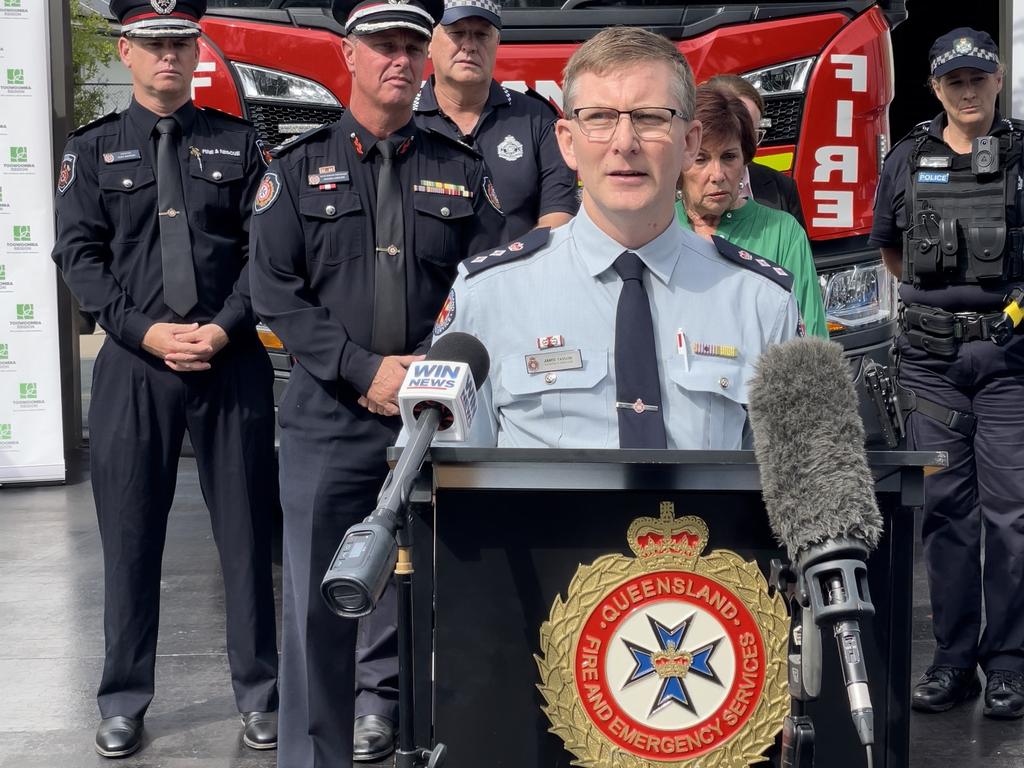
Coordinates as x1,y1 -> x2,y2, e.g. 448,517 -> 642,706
400,449 -> 941,768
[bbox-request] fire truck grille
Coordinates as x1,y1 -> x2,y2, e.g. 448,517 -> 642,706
245,101 -> 345,148
762,96 -> 803,145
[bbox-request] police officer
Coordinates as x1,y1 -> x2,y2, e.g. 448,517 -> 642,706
870,27 -> 1024,719
433,26 -> 800,449
51,0 -> 278,758
248,1 -> 506,764
414,0 -> 578,238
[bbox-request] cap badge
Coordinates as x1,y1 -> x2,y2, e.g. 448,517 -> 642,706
954,37 -> 973,55
150,0 -> 177,14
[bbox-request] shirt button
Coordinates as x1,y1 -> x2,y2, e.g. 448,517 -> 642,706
121,178 -> 133,189
325,205 -> 337,216
211,170 -> 223,181
544,373 -> 557,385
719,377 -> 730,389
440,206 -> 451,217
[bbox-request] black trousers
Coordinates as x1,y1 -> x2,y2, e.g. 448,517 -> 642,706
898,331 -> 1024,673
276,366 -> 398,768
89,336 -> 279,720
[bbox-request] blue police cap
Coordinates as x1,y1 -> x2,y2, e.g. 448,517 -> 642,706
332,0 -> 444,40
441,0 -> 501,30
929,27 -> 1000,78
109,0 -> 205,38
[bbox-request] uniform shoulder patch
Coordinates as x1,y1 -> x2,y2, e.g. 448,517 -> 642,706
710,235 -> 793,292
69,110 -> 119,138
434,289 -> 456,336
56,153 -> 77,195
463,227 -> 551,277
253,172 -> 282,214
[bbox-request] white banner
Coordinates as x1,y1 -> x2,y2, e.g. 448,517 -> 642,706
0,0 -> 66,483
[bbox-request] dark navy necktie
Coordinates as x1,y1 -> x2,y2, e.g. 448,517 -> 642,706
154,117 -> 197,317
613,251 -> 668,449
370,137 -> 407,355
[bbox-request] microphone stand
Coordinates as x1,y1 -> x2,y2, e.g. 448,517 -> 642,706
770,560 -> 817,768
394,482 -> 448,768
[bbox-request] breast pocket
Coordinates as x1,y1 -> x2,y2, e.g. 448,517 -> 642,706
413,192 -> 475,267
495,348 -> 610,446
98,166 -> 156,243
666,357 -> 750,449
188,162 -> 246,230
298,191 -> 364,265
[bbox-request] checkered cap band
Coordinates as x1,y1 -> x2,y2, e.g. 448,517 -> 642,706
931,45 -> 999,73
442,0 -> 501,26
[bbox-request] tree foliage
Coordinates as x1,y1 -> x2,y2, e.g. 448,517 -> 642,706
71,2 -> 118,127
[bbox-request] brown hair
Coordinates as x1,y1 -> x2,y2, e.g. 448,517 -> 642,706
694,84 -> 757,163
702,73 -> 764,113
562,26 -> 695,119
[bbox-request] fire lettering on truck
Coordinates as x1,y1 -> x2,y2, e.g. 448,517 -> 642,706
811,54 -> 867,230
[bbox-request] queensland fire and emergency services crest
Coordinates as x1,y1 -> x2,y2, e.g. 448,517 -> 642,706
536,503 -> 788,767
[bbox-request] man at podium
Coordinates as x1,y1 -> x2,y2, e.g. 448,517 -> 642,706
431,26 -> 800,449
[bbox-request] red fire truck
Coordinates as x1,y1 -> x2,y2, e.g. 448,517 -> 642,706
188,0 -> 906,436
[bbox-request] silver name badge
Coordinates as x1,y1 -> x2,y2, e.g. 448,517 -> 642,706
525,349 -> 583,374
919,156 -> 952,169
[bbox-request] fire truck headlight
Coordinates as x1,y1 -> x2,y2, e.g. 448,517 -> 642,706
819,260 -> 898,336
741,58 -> 815,96
233,63 -> 340,106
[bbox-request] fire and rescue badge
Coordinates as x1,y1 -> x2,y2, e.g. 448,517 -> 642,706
536,503 -> 788,767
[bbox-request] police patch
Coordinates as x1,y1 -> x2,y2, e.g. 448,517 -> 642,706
434,289 -> 456,336
483,177 -> 502,213
497,134 -> 524,162
254,172 -> 281,214
57,153 -> 76,195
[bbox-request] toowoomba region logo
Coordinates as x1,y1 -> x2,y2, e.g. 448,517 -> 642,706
536,503 -> 788,767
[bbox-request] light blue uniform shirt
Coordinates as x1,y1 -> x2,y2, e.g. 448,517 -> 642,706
433,204 -> 800,448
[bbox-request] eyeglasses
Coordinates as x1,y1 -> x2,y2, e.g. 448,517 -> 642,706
571,107 -> 685,141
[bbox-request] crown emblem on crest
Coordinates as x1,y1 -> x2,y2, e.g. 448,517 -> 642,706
651,642 -> 693,679
151,0 -> 177,14
626,502 -> 708,567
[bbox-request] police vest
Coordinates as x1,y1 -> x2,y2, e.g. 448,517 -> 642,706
903,120 -> 1024,286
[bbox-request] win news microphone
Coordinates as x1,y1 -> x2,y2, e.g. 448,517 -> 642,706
747,337 -> 883,752
320,332 -> 490,618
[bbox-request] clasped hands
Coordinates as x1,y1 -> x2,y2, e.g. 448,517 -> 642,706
142,322 -> 229,372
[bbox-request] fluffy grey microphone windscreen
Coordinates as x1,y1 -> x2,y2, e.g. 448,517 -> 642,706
747,336 -> 883,560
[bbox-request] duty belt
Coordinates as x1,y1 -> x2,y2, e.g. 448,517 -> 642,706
900,304 -> 1008,357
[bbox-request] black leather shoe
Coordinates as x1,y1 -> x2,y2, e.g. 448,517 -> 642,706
984,669 -> 1024,719
353,714 -> 396,762
241,711 -> 278,750
911,665 -> 981,713
95,716 -> 143,758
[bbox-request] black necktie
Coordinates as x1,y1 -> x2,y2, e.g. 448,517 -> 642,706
613,251 -> 668,449
370,138 -> 407,355
154,117 -> 197,317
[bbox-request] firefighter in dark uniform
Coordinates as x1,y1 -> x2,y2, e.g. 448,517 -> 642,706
414,0 -> 578,238
871,27 -> 1024,720
51,0 -> 279,759
248,1 -> 506,765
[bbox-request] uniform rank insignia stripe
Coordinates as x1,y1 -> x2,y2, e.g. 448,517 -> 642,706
308,171 -> 350,186
434,289 -> 456,336
57,153 -> 77,195
710,235 -> 793,292
103,149 -> 142,164
691,341 -> 738,359
253,172 -> 281,215
413,180 -> 472,197
463,227 -> 552,276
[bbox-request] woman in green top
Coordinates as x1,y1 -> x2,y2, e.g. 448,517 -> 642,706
676,86 -> 828,338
